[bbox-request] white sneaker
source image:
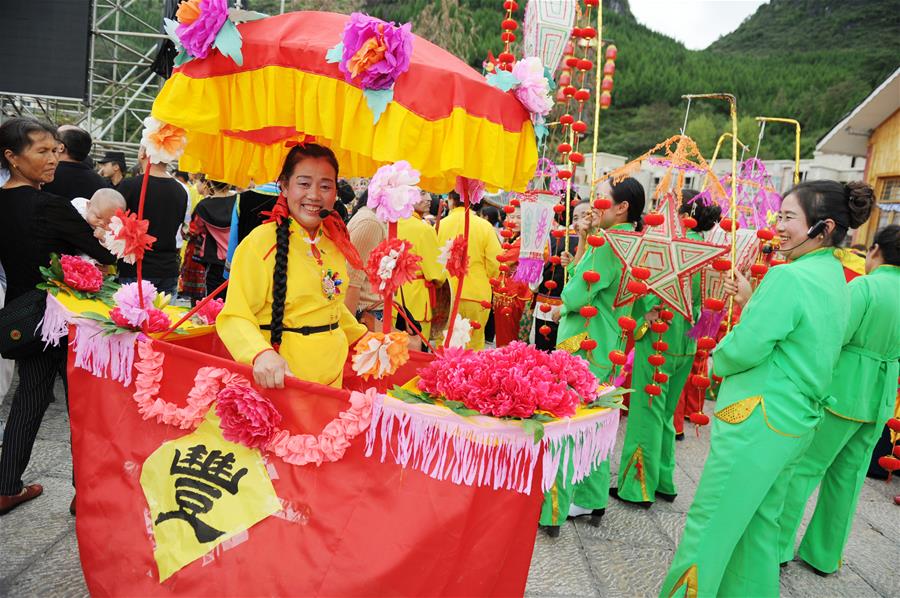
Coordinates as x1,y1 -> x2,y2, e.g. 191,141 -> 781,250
568,504 -> 593,517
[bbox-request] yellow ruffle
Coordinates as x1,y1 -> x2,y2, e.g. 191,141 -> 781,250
152,67 -> 538,193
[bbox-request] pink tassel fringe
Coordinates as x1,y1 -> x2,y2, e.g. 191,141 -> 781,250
39,293 -> 71,348
512,258 -> 544,285
688,308 -> 725,341
73,320 -> 140,386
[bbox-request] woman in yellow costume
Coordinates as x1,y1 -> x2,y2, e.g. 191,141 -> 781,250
217,144 -> 367,389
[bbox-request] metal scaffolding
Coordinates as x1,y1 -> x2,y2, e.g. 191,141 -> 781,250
0,0 -> 168,163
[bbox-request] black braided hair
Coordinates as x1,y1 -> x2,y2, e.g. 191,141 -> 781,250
269,215 -> 292,350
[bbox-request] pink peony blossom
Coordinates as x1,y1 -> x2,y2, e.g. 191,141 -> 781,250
512,57 -> 554,117
59,254 -> 103,293
145,308 -> 172,333
366,161 -> 421,222
216,384 -> 283,450
454,177 -> 486,206
176,0 -> 229,59
194,298 -> 225,325
339,13 -> 413,90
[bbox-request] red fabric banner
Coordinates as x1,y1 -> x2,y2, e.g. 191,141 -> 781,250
69,334 -> 542,596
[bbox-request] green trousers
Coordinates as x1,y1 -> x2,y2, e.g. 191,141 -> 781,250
777,411 -> 882,573
539,451 -> 610,526
659,405 -> 817,597
617,340 -> 693,503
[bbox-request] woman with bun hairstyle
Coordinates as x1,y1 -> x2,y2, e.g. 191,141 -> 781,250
659,180 -> 875,597
539,177 -> 645,535
612,191 -> 721,508
217,144 -> 367,389
777,223 -> 899,576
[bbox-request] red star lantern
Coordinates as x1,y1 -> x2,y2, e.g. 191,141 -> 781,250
604,193 -> 729,322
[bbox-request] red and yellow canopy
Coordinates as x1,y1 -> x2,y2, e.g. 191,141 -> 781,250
152,11 -> 538,192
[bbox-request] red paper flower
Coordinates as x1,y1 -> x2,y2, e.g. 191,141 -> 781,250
102,209 -> 157,265
193,298 -> 225,326
216,384 -> 283,449
438,235 -> 470,279
59,254 -> 103,293
145,308 -> 172,333
365,238 -> 422,298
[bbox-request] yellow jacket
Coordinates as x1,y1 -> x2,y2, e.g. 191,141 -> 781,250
217,220 -> 367,388
437,207 -> 502,303
396,213 -> 445,324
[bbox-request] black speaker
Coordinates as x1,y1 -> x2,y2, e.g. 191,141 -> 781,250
0,0 -> 92,100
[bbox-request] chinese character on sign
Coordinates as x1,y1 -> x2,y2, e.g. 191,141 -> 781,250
155,444 -> 249,543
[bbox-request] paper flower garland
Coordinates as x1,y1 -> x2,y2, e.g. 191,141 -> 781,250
326,13 -> 414,123
365,238 -> 422,297
366,161 -> 421,222
163,0 -> 253,67
437,236 -> 470,279
215,384 -> 283,450
101,208 -> 157,265
140,117 -> 187,165
351,331 -> 410,380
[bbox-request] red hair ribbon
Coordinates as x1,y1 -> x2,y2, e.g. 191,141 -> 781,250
261,193 -> 289,225
284,135 -> 317,148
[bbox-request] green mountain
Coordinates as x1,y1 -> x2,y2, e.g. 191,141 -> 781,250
336,0 -> 899,160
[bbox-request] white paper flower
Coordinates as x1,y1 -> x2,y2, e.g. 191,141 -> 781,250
140,116 -> 187,165
443,314 -> 473,349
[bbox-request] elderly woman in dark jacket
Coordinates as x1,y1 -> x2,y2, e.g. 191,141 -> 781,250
0,117 -> 115,516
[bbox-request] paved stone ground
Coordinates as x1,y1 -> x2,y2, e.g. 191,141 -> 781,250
1,379 -> 897,597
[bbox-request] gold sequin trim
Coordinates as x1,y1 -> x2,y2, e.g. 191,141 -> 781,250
620,447 -> 649,502
668,564 -> 698,598
714,396 -> 761,424
557,331 -> 589,354
550,482 -> 560,525
825,407 -> 874,424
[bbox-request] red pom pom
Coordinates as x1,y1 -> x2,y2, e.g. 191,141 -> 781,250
501,31 -> 516,43
750,264 -> 769,278
557,142 -> 572,154
539,324 -> 552,337
503,0 -> 518,10
550,255 -> 561,265
886,418 -> 900,433
644,384 -> 661,396
577,60 -> 593,71
579,305 -> 598,319
550,229 -> 566,238
582,270 -> 601,285
503,205 -> 515,214
498,52 -> 515,64
650,321 -> 669,334
539,303 -> 552,313
594,198 -> 613,210
574,89 -> 590,102
572,121 -> 588,133
653,372 -> 669,384
712,258 -> 732,272
652,340 -> 669,352
580,338 -> 598,352
559,114 -> 574,125
877,456 -> 900,472
632,267 -> 651,281
626,280 -> 648,295
587,234 -> 604,247
584,0 -> 599,6
659,309 -> 674,322
563,85 -> 577,97
648,354 -> 666,367
509,198 -> 521,207
644,212 -> 665,227
501,18 -> 518,31
608,350 -> 627,366
893,445 -> 900,459
703,297 -> 725,311
570,27 -> 582,38
553,204 -> 565,214
618,316 -> 637,331
544,280 -> 558,291
690,375 -> 711,389
720,218 -> 738,232
756,229 -> 775,241
569,152 -> 585,164
557,169 -> 572,180
480,300 -> 492,309
681,216 -> 698,229
695,349 -> 709,360
689,412 -> 710,426
565,56 -> 579,68
470,321 -> 482,330
581,27 -> 597,39
697,336 -> 717,350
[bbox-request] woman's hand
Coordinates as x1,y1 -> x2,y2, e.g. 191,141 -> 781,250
253,349 -> 293,389
722,271 -> 753,307
643,306 -> 660,323
551,305 -> 562,323
560,251 -> 574,267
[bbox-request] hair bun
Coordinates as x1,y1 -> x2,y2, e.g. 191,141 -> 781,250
844,181 -> 875,229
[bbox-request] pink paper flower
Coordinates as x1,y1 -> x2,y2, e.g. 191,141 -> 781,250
512,57 -> 554,117
145,308 -> 172,333
176,0 -> 229,59
366,161 -> 421,222
59,254 -> 103,293
454,177 -> 486,206
193,298 -> 225,325
216,384 -> 283,449
339,13 -> 413,90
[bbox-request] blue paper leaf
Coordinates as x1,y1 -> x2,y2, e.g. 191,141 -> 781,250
534,122 -> 549,144
213,19 -> 243,66
173,50 -> 194,67
163,18 -> 180,44
363,88 -> 394,124
543,66 -> 557,92
326,42 -> 344,64
486,70 -> 520,92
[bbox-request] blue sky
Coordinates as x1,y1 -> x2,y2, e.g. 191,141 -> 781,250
629,0 -> 769,50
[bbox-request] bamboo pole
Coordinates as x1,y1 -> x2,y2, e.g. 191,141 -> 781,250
754,117 -> 802,185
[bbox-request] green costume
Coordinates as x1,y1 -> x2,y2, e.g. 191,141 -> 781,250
616,231 -> 703,504
660,249 -> 850,598
539,223 -> 633,526
777,264 -> 900,573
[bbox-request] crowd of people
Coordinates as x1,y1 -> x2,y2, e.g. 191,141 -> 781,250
0,116 -> 897,597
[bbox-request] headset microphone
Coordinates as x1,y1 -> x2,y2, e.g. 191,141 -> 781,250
318,208 -> 334,219
779,220 -> 827,253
